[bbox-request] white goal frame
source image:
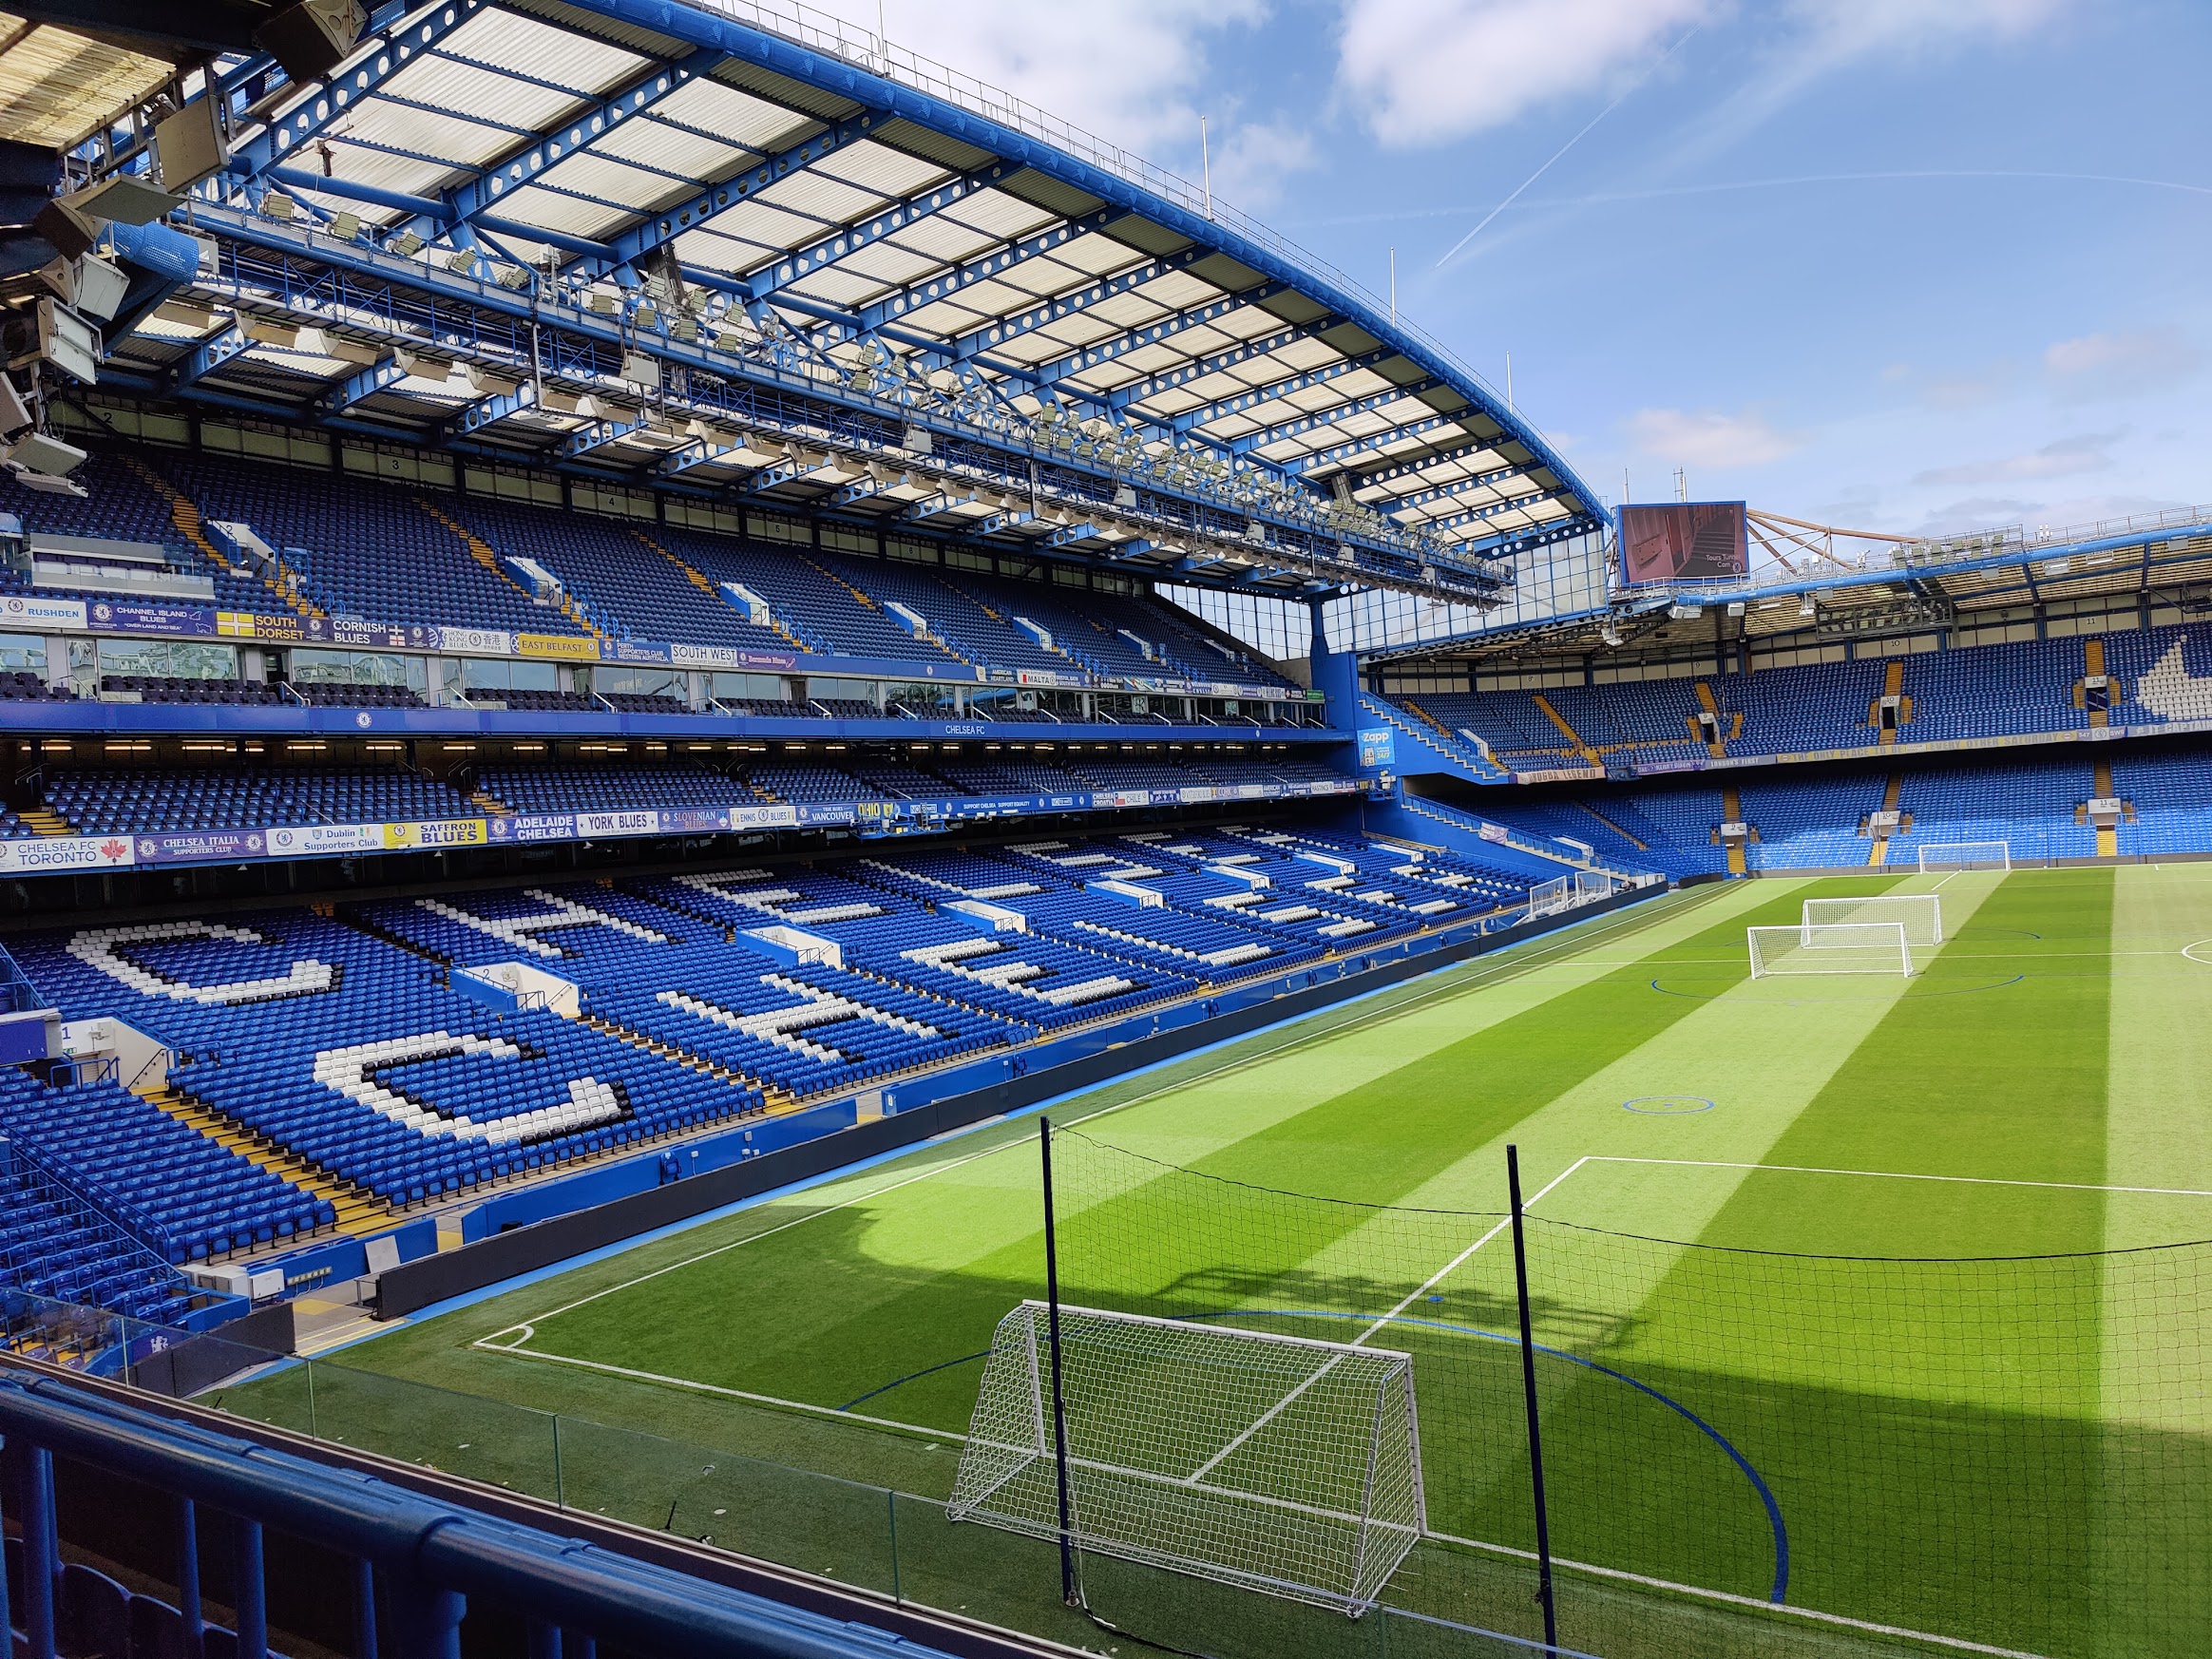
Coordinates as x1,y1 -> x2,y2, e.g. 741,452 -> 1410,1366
1802,894 -> 1942,947
1917,841 -> 2011,872
950,1301 -> 1427,1615
1747,922 -> 1914,979
1529,868 -> 1617,921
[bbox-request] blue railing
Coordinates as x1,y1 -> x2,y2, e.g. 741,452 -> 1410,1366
0,942 -> 44,1016
0,1365 -> 977,1659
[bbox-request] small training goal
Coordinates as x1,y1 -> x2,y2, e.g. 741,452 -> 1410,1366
950,1301 -> 1426,1615
1917,841 -> 2011,872
1747,921 -> 1913,979
1528,868 -> 1616,921
1802,894 -> 1942,948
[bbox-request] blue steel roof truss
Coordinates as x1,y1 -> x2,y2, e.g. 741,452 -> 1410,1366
84,0 -> 1601,605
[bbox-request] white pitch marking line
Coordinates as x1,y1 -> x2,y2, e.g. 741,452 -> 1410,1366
484,1342 -> 967,1440
483,895 -> 1715,1348
1585,1156 -> 2212,1200
1349,1155 -> 1593,1348
1424,1532 -> 2053,1659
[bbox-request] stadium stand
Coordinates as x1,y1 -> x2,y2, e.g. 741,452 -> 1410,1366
1385,627 -> 2212,767
155,453 -> 586,636
43,767 -> 472,834
0,451 -> 288,615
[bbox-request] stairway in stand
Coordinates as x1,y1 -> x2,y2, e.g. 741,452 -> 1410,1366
121,454 -> 323,620
138,1082 -> 389,1236
1867,772 -> 1903,866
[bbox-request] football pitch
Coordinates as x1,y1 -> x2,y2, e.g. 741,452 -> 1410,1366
281,865 -> 2212,1659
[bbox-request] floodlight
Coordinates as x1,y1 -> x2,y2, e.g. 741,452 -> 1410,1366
329,211 -> 361,241
390,231 -> 424,256
259,191 -> 296,221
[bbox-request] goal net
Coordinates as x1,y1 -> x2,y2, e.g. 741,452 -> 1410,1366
1747,922 -> 1913,979
1526,874 -> 1571,919
1918,840 -> 2011,871
950,1301 -> 1426,1615
1802,894 -> 1942,947
1529,868 -> 1616,921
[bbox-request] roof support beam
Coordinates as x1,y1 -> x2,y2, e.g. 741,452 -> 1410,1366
1107,315 -> 1353,411
1423,494 -> 1542,536
1023,279 -> 1292,391
419,47 -> 733,246
1230,381 -> 1444,455
169,325 -> 249,392
562,415 -> 658,458
1350,437 -> 1508,491
586,102 -> 894,285
228,0 -> 492,182
931,244 -> 1216,368
448,382 -> 537,436
1167,347 -> 1395,433
1369,464 -> 1544,514
749,160 -> 1020,308
1289,410 -> 1475,476
315,353 -> 406,415
856,207 -> 1119,334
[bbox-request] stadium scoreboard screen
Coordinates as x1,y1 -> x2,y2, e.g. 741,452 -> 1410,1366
1619,501 -> 1749,583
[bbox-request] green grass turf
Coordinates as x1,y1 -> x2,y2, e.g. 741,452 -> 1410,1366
256,869 -> 2211,1659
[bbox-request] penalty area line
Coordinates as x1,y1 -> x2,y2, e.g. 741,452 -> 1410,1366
1423,1532 -> 2053,1659
1350,1155 -> 1593,1346
470,1338 -> 968,1443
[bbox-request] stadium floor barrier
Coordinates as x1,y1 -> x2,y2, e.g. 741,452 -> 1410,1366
372,883 -> 1666,1318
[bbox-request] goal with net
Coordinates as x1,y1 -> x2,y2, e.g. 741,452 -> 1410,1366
1528,868 -> 1616,921
1802,894 -> 1942,947
1747,921 -> 1913,979
1918,841 -> 2011,872
950,1301 -> 1426,1615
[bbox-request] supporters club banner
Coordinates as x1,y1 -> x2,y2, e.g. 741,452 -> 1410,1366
382,819 -> 489,849
134,830 -> 266,864
575,810 -> 662,838
0,836 -> 136,873
91,601 -> 217,637
486,815 -> 576,844
269,824 -> 385,856
1,594 -> 90,628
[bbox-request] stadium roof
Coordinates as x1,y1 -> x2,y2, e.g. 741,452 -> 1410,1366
1363,503 -> 2212,666
77,0 -> 1602,605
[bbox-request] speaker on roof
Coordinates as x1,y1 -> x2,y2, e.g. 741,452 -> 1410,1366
253,0 -> 368,83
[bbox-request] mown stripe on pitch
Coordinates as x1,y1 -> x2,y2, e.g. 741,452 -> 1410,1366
1179,876 -> 1907,1209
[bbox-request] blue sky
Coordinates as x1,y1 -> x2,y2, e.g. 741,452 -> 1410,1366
847,0 -> 2210,539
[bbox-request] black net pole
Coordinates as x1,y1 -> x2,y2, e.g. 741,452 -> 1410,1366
1039,1116 -> 1079,1606
1508,1144 -> 1559,1653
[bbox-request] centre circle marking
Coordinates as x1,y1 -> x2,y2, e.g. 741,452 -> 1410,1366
1623,1095 -> 1715,1116
2182,939 -> 2212,966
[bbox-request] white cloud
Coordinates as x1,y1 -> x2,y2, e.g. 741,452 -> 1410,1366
1913,432 -> 2117,488
1207,118 -> 1320,210
860,0 -> 1268,157
2044,328 -> 2203,400
1662,0 -> 2075,166
1627,407 -> 1800,467
1335,0 -> 1711,147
